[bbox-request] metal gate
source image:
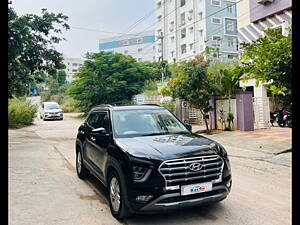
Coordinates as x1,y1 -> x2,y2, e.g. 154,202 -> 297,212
252,97 -> 271,129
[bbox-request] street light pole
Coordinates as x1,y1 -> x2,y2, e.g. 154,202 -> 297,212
158,31 -> 165,83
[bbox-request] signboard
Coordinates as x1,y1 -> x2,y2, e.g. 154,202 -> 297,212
136,95 -> 145,105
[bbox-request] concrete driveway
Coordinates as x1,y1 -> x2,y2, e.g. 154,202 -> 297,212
9,113 -> 291,225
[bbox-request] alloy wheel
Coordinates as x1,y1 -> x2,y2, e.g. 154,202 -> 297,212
110,177 -> 121,212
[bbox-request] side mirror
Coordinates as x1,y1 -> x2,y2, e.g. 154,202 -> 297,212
185,123 -> 192,132
92,127 -> 107,135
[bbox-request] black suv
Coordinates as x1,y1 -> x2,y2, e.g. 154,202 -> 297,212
75,104 -> 232,219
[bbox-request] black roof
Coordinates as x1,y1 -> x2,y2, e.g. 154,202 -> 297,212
91,104 -> 163,111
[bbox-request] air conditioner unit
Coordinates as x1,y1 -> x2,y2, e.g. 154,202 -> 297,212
257,0 -> 273,4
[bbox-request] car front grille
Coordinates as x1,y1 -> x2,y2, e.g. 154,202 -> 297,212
159,154 -> 224,187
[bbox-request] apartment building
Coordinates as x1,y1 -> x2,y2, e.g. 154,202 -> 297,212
63,57 -> 84,82
99,31 -> 156,62
155,0 -> 239,63
237,0 -> 292,44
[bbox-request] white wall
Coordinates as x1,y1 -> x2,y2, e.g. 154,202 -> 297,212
215,98 -> 237,130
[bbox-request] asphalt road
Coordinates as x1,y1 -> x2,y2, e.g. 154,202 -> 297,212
9,112 -> 291,225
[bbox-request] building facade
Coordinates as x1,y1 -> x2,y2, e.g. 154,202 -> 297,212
99,31 -> 156,62
63,57 -> 84,82
237,0 -> 292,129
155,0 -> 239,63
237,0 -> 292,43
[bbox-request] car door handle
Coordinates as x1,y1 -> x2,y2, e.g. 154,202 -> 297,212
91,137 -> 96,142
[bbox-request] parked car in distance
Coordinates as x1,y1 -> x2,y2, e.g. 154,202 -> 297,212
40,101 -> 63,121
75,104 -> 232,220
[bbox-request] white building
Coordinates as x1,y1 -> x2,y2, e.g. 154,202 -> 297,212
99,31 -> 156,62
63,57 -> 84,82
155,0 -> 239,63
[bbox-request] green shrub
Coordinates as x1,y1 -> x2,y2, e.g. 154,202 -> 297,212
60,96 -> 79,113
8,98 -> 37,128
40,91 -> 51,102
161,101 -> 176,114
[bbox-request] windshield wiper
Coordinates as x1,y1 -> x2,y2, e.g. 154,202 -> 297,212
141,132 -> 169,136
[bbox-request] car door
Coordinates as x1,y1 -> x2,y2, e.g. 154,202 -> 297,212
84,112 -> 101,169
90,111 -> 111,178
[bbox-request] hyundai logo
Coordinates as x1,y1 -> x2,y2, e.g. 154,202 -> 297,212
189,162 -> 202,171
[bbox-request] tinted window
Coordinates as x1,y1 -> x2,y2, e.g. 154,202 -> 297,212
96,112 -> 110,132
45,103 -> 60,109
86,113 -> 99,128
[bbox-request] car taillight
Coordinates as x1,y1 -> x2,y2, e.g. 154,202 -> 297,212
283,112 -> 289,116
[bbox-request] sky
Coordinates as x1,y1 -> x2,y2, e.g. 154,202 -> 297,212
12,0 -> 155,59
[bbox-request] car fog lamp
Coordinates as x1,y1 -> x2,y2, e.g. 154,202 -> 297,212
136,195 -> 153,203
133,166 -> 148,180
226,180 -> 232,189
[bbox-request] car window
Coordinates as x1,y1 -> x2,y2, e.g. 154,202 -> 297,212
96,112 -> 110,132
86,113 -> 99,128
45,103 -> 60,109
112,109 -> 189,137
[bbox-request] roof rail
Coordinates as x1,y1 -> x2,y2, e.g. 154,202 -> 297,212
141,104 -> 161,106
94,104 -> 113,108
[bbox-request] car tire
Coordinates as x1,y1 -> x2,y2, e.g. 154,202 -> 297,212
108,170 -> 132,220
76,150 -> 90,179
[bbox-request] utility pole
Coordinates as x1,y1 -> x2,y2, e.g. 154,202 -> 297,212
158,31 -> 166,83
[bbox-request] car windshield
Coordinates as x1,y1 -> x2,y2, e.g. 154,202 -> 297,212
45,103 -> 60,110
112,109 -> 190,138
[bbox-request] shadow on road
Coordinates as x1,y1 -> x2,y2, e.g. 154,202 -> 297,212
85,174 -> 226,224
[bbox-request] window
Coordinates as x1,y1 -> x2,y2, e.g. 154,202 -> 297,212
211,0 -> 221,6
228,54 -> 237,59
228,37 -> 234,47
169,21 -> 174,31
137,38 -> 143,44
124,50 -> 128,54
180,13 -> 186,26
72,69 -> 78,72
212,17 -> 221,24
180,0 -> 186,7
138,48 -> 143,52
170,36 -> 175,43
189,43 -> 194,51
189,26 -> 194,34
198,12 -> 203,20
138,58 -> 142,62
181,44 -> 187,54
157,1 -> 162,8
72,63 -> 78,66
171,51 -> 175,57
212,36 -> 221,48
188,10 -> 193,21
227,4 -> 233,13
87,112 -> 100,128
181,28 -> 186,39
226,20 -> 234,31
199,29 -> 203,38
157,15 -> 162,22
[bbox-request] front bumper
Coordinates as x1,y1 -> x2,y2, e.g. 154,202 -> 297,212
44,114 -> 63,120
139,184 -> 229,212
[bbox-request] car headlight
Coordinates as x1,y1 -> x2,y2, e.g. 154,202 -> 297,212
218,145 -> 228,159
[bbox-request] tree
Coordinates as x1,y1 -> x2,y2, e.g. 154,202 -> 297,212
8,7 -> 70,97
68,52 -> 154,113
166,55 -> 215,134
240,28 -> 292,99
207,60 -> 243,130
56,70 -> 67,86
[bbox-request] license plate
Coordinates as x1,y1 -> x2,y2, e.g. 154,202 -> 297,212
181,182 -> 212,196
51,114 -> 58,117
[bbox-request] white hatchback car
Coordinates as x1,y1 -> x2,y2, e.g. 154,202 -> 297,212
40,102 -> 63,120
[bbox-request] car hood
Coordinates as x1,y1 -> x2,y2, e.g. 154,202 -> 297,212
115,133 -> 219,161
